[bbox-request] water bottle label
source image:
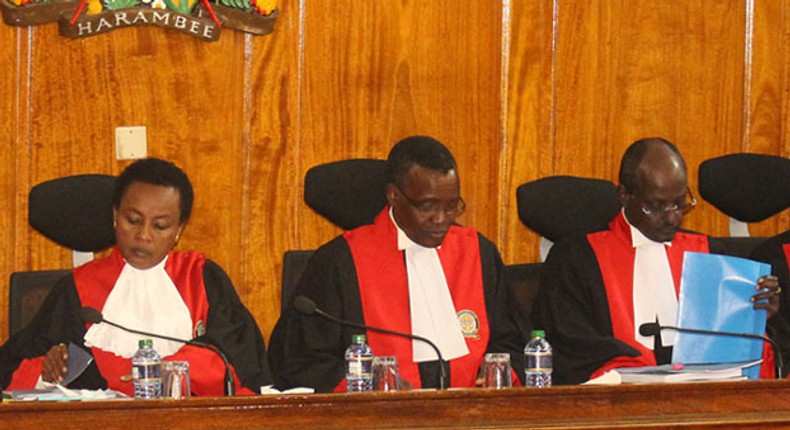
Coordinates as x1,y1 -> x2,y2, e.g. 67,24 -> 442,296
526,353 -> 552,370
347,357 -> 373,377
133,362 -> 162,382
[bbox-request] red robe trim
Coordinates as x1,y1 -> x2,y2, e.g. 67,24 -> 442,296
9,249 -> 251,396
587,213 -> 709,377
782,244 -> 790,281
343,208 -> 490,389
587,213 -> 775,378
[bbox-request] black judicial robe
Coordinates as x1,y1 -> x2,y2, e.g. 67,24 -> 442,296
268,208 -> 526,392
750,230 -> 790,376
0,249 -> 272,395
532,213 -> 711,385
534,214 -> 774,385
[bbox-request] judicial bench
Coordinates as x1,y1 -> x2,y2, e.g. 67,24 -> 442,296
3,380 -> 790,429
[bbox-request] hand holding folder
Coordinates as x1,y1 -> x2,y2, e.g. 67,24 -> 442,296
673,252 -> 771,379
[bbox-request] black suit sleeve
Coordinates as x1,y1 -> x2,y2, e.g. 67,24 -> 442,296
0,274 -> 107,390
478,235 -> 528,384
267,237 -> 363,392
197,259 -> 273,391
532,235 -> 641,385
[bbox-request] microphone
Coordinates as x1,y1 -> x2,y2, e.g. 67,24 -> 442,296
639,322 -> 784,379
293,295 -> 449,390
80,306 -> 236,396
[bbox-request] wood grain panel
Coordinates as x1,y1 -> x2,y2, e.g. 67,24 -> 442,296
25,25 -> 248,268
552,0 -> 747,238
5,381 -> 790,428
16,25 -> 251,333
747,0 -> 790,238
298,0 -> 504,250
502,0 -> 555,264
245,0 -> 301,337
0,25 -> 24,339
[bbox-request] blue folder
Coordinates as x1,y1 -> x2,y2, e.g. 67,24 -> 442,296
672,252 -> 770,379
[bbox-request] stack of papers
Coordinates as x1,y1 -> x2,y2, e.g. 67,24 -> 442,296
613,360 -> 761,384
3,386 -> 128,401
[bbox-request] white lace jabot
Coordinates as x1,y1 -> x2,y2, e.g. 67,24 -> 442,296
83,256 -> 193,358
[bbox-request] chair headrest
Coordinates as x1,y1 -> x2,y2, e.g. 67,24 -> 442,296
517,175 -> 621,242
304,159 -> 389,230
699,153 -> 790,222
29,174 -> 117,252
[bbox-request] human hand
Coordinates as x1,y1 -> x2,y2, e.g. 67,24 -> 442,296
41,343 -> 68,384
752,275 -> 781,319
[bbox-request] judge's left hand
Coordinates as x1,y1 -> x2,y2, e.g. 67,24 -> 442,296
41,343 -> 68,384
752,275 -> 780,319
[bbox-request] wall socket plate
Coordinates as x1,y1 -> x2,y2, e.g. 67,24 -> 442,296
115,126 -> 147,160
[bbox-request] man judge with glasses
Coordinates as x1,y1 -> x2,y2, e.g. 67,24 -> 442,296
532,137 -> 781,385
268,135 -> 525,392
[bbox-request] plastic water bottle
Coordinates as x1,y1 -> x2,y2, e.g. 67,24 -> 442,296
345,334 -> 374,392
524,330 -> 552,387
132,339 -> 162,399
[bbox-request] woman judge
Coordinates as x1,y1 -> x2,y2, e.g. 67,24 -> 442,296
0,158 -> 271,396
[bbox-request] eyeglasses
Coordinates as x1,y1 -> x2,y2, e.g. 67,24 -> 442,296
397,187 -> 466,217
639,187 -> 697,216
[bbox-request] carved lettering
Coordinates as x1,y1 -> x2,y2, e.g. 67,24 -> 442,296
60,8 -> 222,41
76,21 -> 93,36
114,12 -> 131,26
152,11 -> 169,25
132,10 -> 148,24
203,24 -> 214,39
95,17 -> 111,32
174,15 -> 186,29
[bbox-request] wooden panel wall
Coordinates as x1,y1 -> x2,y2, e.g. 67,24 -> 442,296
2,0 -> 790,343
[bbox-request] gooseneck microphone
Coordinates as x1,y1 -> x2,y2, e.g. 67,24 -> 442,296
80,306 -> 236,396
293,295 -> 449,390
639,322 -> 784,379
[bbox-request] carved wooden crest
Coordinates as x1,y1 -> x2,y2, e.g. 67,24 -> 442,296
0,0 -> 277,41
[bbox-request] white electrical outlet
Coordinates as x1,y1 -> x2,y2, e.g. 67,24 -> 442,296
115,126 -> 147,160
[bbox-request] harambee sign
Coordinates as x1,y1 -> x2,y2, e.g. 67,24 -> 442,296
0,0 -> 277,41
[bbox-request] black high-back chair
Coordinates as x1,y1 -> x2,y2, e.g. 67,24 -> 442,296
699,153 -> 790,237
514,175 -> 621,333
280,159 -> 388,311
9,174 -> 116,336
516,175 -> 621,261
699,153 -> 790,257
304,158 -> 389,230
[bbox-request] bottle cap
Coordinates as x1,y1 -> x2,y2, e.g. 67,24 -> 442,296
139,339 -> 153,348
530,330 -> 545,338
351,334 -> 367,343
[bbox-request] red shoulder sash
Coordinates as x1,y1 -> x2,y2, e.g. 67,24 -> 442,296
73,250 -> 210,395
344,209 -> 489,389
587,214 -> 709,372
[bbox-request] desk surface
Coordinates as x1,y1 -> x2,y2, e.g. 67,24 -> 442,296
3,380 -> 790,429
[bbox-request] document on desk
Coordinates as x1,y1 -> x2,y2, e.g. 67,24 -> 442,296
673,252 -> 770,379
3,385 -> 128,401
614,360 -> 759,384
